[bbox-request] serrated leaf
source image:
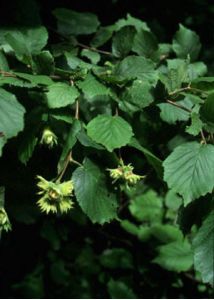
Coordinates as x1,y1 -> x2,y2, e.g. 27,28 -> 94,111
0,76 -> 34,88
32,51 -> 55,75
112,26 -> 135,58
185,113 -> 203,136
53,8 -> 100,36
72,159 -> 118,224
81,49 -> 100,64
87,115 -> 133,152
123,80 -> 154,109
167,59 -> 207,82
77,128 -> 104,150
163,142 -> 214,205
193,211 -> 214,287
5,26 -> 48,63
0,88 -> 25,155
65,51 -> 92,70
192,77 -> 214,94
172,24 -> 201,61
77,73 -> 109,99
132,29 -> 158,58
159,63 -> 188,94
90,26 -> 114,48
153,239 -> 193,272
14,72 -> 54,86
46,83 -> 79,108
114,55 -> 157,84
50,110 -> 73,124
115,14 -> 149,32
157,99 -> 192,124
187,62 -> 207,80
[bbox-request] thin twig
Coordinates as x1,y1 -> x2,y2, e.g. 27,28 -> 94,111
75,100 -> 79,120
77,42 -> 113,56
70,157 -> 83,167
169,86 -> 191,96
0,70 -> 17,78
56,151 -> 72,183
200,130 -> 207,144
166,99 -> 191,113
169,86 -> 207,97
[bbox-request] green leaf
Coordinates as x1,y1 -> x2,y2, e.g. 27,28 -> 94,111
192,77 -> 214,94
18,131 -> 38,165
120,220 -> 140,236
72,159 -> 118,224
150,224 -> 183,243
132,29 -> 158,58
193,211 -> 214,287
112,26 -> 135,58
0,51 -> 9,71
53,8 -> 100,36
65,51 -> 92,71
153,239 -> 193,272
87,115 -> 133,152
14,72 -> 54,86
128,137 -> 163,176
77,128 -> 104,150
0,76 -> 34,88
50,110 -> 73,124
129,190 -> 163,223
159,63 -> 188,94
122,80 -> 154,109
187,62 -> 207,80
90,26 -> 114,48
114,55 -> 157,84
77,73 -> 109,99
163,142 -> 214,205
59,120 -> 81,164
157,98 -> 192,124
165,190 -> 182,211
46,83 -> 79,108
200,92 -> 214,125
107,279 -> 136,299
185,112 -> 203,136
172,24 -> 201,61
5,27 -> 48,63
32,51 -> 55,75
0,88 -> 25,155
115,14 -> 149,32
81,49 -> 100,64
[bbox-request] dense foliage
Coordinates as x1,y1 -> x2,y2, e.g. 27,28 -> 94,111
0,0 -> 214,298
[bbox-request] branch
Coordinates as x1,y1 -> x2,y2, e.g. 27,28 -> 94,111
77,42 -> 113,56
166,99 -> 191,113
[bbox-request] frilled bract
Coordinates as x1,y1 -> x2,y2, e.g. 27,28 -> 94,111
36,176 -> 74,214
108,162 -> 145,187
40,128 -> 58,148
0,208 -> 11,232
